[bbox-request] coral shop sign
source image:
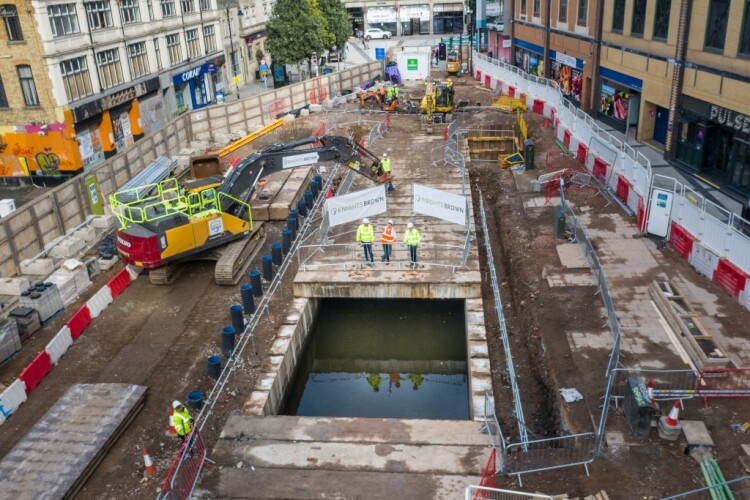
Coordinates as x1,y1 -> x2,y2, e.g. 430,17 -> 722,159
709,104 -> 750,133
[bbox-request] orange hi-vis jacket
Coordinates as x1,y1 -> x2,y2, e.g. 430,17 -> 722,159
381,226 -> 395,244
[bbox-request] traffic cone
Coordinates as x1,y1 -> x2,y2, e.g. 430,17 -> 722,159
664,401 -> 680,426
165,408 -> 177,437
143,448 -> 157,476
647,379 -> 655,404
544,117 -> 549,128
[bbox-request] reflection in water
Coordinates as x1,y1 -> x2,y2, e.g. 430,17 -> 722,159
283,299 -> 469,420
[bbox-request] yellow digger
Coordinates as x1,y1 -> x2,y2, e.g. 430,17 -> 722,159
446,49 -> 461,75
112,135 -> 389,285
420,80 -> 456,133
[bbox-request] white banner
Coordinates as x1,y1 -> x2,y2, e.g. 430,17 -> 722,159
282,152 -> 320,169
326,185 -> 387,227
413,184 -> 467,226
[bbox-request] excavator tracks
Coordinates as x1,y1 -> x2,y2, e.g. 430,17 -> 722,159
148,263 -> 185,285
214,223 -> 267,285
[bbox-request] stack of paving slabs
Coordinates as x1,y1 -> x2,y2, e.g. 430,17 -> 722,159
0,318 -> 21,365
19,283 -> 64,323
45,259 -> 93,307
649,280 -> 731,369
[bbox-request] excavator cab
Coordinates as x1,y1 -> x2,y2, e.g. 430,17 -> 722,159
446,49 -> 461,74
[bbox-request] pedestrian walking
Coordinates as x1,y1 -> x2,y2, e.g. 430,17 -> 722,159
434,48 -> 440,65
380,153 -> 394,191
356,218 -> 375,265
172,401 -> 194,443
380,220 -> 396,263
404,222 -> 421,268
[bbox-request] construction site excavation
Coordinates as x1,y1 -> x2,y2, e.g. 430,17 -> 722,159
1,61 -> 750,500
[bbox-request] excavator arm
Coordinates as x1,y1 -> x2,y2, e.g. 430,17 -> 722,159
219,134 -> 383,219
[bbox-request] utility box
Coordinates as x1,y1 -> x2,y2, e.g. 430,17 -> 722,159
0,199 -> 16,218
439,42 -> 446,60
553,206 -> 566,239
623,376 -> 654,438
524,139 -> 535,170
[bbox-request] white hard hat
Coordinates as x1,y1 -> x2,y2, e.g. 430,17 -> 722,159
363,218 -> 369,224
387,219 -> 393,225
172,400 -> 183,410
382,153 -> 388,157
407,222 -> 414,229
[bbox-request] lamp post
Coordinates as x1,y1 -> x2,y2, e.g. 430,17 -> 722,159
466,7 -> 473,75
226,2 -> 240,97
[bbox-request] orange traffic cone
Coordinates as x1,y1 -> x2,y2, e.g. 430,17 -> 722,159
143,448 -> 157,476
647,379 -> 655,404
165,408 -> 177,437
544,117 -> 549,128
664,401 -> 680,426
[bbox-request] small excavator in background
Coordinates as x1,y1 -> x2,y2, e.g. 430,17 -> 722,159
112,135 -> 389,285
446,49 -> 461,75
420,80 -> 457,133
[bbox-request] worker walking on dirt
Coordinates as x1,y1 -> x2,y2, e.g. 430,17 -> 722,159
356,218 -> 375,265
385,84 -> 394,104
393,84 -> 400,100
404,222 -> 421,268
380,153 -> 394,191
172,401 -> 194,442
381,220 -> 396,263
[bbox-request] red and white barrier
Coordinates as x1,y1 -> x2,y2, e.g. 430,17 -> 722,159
0,379 -> 28,424
86,286 -> 113,318
45,326 -> 73,366
689,242 -> 721,280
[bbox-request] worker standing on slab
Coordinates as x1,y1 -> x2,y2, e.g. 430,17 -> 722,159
381,153 -> 394,191
356,218 -> 375,265
381,220 -> 396,263
404,222 -> 421,268
172,401 -> 194,442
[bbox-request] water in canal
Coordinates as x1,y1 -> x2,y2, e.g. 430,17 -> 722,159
283,298 -> 469,420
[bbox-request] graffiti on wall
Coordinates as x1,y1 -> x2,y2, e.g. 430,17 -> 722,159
139,94 -> 167,136
35,151 -> 61,175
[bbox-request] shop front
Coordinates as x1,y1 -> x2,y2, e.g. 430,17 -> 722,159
596,67 -> 642,134
71,76 -> 158,168
347,8 -> 364,36
514,39 -> 544,77
399,4 -> 430,35
245,31 -> 268,82
172,57 -> 224,115
549,50 -> 584,107
433,3 -> 463,34
365,6 -> 398,35
675,95 -> 750,200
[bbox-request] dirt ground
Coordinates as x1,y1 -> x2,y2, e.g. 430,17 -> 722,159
1,74 -> 750,499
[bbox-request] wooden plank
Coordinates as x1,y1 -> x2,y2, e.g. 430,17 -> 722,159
0,384 -> 147,499
251,170 -> 293,221
269,167 -> 314,220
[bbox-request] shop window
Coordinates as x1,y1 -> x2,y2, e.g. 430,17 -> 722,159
160,0 -> 176,18
203,24 -> 216,52
533,0 -> 540,17
49,4 -> 80,37
631,0 -> 645,36
705,0 -> 729,51
1,5 -> 23,41
61,56 -> 93,102
200,0 -> 211,11
127,41 -> 150,78
186,28 -> 200,58
653,0 -> 670,40
153,38 -> 163,70
740,1 -> 750,56
146,0 -> 154,20
96,48 -> 124,89
577,0 -> 587,25
166,33 -> 182,65
521,0 -> 526,15
731,140 -> 750,194
559,0 -> 567,21
119,0 -> 141,24
0,76 -> 8,108
17,65 -> 39,107
85,1 -> 113,30
612,0 -> 624,32
181,0 -> 194,14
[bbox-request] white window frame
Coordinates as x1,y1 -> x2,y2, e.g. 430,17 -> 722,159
199,0 -> 210,11
166,32 -> 182,65
160,0 -> 176,17
119,0 -> 141,24
96,48 -> 124,89
17,65 -> 39,106
127,41 -> 150,78
181,0 -> 194,13
49,4 -> 80,37
186,28 -> 200,58
203,24 -> 216,52
85,0 -> 113,30
61,56 -> 94,102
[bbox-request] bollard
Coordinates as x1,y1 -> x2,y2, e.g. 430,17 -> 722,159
249,270 -> 263,297
310,180 -> 320,198
261,255 -> 274,281
221,326 -> 236,358
241,284 -> 255,315
304,190 -> 314,209
230,304 -> 244,333
207,355 -> 221,379
271,243 -> 283,266
314,174 -> 323,189
297,199 -> 307,217
187,390 -> 203,409
286,218 -> 297,240
282,229 -> 292,254
289,209 -> 298,227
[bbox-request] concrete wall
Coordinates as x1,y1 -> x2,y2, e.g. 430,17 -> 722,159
0,62 -> 382,278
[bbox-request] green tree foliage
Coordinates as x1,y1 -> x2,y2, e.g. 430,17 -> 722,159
310,0 -> 334,48
267,0 -> 325,68
317,0 -> 351,51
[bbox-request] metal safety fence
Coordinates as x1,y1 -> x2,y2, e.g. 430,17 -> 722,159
610,368 -> 699,405
466,485 -> 555,500
697,367 -> 750,403
504,433 -> 595,486
160,429 -> 212,500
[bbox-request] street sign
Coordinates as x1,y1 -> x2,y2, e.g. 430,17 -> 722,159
375,48 -> 385,60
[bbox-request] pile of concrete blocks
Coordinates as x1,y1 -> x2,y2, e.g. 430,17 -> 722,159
308,104 -> 324,113
0,277 -> 30,296
48,237 -> 86,259
20,258 -> 56,277
91,215 -> 115,231
74,226 -> 97,245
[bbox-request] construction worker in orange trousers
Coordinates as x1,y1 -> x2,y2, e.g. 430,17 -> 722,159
172,400 -> 194,442
381,220 -> 396,263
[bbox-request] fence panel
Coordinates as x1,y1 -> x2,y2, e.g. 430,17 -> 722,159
161,430 -> 210,500
503,433 -> 595,476
610,368 -> 698,401
697,368 -> 750,402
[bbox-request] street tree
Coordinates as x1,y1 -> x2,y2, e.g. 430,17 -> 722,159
317,0 -> 351,53
267,0 -> 325,79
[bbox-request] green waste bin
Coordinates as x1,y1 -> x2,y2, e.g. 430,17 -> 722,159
553,206 -> 566,239
524,139 -> 535,171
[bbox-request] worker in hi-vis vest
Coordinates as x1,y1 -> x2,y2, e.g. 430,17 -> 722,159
356,218 -> 375,265
404,222 -> 421,269
380,220 -> 396,263
381,153 -> 394,191
172,400 -> 194,442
